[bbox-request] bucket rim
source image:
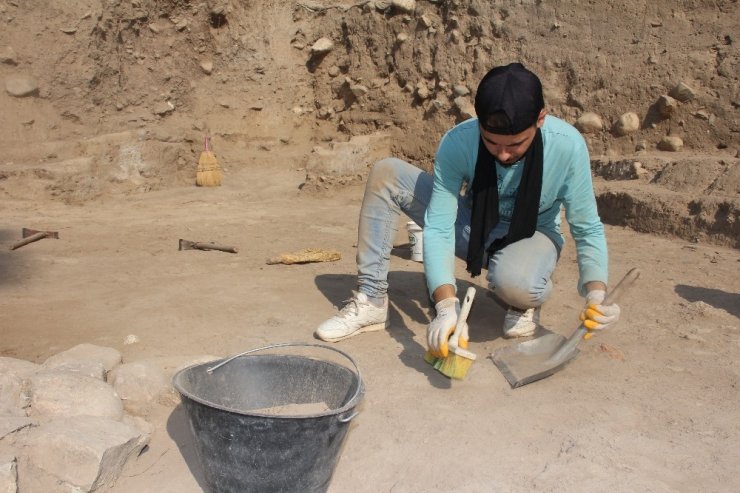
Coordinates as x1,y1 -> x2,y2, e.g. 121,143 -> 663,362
172,343 -> 364,420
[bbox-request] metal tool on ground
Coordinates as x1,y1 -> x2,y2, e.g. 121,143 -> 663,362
195,134 -> 222,187
10,228 -> 59,251
178,238 -> 238,253
437,286 -> 477,379
491,267 -> 640,388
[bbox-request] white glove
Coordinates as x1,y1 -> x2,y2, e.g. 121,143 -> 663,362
427,297 -> 460,358
579,289 -> 621,339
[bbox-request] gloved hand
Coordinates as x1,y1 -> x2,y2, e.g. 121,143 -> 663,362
427,297 -> 460,358
579,289 -> 620,340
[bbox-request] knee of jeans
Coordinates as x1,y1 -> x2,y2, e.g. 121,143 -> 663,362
367,158 -> 402,193
488,270 -> 549,308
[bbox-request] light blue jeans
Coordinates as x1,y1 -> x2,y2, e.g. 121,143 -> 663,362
356,158 -> 559,309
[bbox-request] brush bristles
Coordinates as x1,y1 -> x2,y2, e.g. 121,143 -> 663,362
196,151 -> 222,187
423,350 -> 439,366
436,347 -> 476,380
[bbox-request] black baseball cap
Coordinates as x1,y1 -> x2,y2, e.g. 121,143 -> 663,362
474,63 -> 545,135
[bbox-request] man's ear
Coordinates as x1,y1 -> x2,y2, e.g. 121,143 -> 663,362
536,109 -> 547,128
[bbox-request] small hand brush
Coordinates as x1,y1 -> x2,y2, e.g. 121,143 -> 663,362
437,287 -> 477,380
423,350 -> 439,367
196,135 -> 222,187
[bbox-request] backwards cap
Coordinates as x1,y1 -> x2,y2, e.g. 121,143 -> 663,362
474,63 -> 544,135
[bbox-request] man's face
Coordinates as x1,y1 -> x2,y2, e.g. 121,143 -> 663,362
479,110 -> 546,165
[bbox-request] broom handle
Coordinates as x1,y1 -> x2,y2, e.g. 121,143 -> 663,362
204,135 -> 210,152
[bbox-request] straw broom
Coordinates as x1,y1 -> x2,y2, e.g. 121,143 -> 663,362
196,135 -> 222,187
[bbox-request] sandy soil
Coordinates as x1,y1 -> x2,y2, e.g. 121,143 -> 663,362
1,0 -> 738,491
2,155 -> 738,492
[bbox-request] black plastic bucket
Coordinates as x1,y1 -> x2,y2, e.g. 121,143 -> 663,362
172,343 -> 364,493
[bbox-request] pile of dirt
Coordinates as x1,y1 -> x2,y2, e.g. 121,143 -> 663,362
0,0 -> 738,244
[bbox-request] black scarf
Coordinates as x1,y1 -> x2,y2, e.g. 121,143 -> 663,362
465,129 -> 543,277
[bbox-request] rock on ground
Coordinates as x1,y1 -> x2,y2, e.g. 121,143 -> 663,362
43,344 -> 122,373
108,361 -> 170,415
576,112 -> 603,133
29,371 -> 124,420
0,456 -> 17,493
4,75 -> 39,97
613,112 -> 640,136
25,416 -> 149,492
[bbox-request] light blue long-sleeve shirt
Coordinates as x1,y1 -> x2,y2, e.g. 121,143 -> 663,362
422,115 -> 608,297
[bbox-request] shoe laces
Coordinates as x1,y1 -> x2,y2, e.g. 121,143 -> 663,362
337,296 -> 364,318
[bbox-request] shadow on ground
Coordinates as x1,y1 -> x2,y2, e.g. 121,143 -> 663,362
0,227 -> 30,287
675,284 -> 740,318
166,404 -> 209,492
314,270 -> 507,389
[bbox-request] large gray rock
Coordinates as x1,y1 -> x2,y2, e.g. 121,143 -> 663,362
0,357 -> 40,379
43,360 -> 105,381
0,358 -> 36,417
109,361 -> 169,415
42,343 -> 122,380
29,372 -> 123,420
0,373 -> 27,417
26,416 -> 149,492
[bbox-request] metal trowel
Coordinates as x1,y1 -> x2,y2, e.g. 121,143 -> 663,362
491,268 -> 640,388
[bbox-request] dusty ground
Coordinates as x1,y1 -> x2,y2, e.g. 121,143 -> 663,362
1,0 -> 739,491
2,158 -> 739,492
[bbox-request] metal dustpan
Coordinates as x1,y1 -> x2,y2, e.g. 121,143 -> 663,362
492,268 -> 640,388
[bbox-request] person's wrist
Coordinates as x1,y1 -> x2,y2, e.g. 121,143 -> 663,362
435,297 -> 458,310
585,289 -> 606,305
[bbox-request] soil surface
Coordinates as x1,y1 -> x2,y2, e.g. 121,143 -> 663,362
1,0 -> 739,492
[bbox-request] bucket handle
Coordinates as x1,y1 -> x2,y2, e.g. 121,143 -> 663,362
206,342 -> 363,423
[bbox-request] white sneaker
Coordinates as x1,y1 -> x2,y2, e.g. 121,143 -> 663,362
315,293 -> 389,342
503,306 -> 541,338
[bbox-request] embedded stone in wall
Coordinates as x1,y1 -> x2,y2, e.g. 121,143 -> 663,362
657,135 -> 684,152
0,46 -> 16,64
454,97 -> 476,120
669,81 -> 695,102
392,0 -> 416,14
613,112 -> 640,136
656,94 -> 677,118
5,75 -> 39,97
575,112 -> 603,134
310,37 -> 334,55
